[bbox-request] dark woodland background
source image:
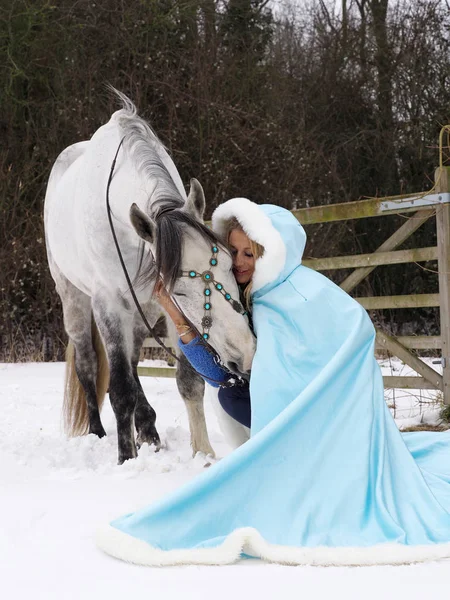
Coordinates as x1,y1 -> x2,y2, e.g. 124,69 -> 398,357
1,0 -> 450,361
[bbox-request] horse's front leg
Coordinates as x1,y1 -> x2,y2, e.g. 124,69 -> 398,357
110,357 -> 138,464
176,352 -> 215,458
93,301 -> 143,464
133,377 -> 161,451
131,319 -> 161,451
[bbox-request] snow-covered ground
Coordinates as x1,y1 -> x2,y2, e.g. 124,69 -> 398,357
1,359 -> 449,600
379,356 -> 444,427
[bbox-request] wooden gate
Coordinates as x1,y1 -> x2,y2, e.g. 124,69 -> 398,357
300,164 -> 449,404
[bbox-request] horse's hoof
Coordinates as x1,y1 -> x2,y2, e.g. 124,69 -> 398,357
136,429 -> 161,452
117,453 -> 136,465
90,426 -> 107,438
192,446 -> 215,459
117,441 -> 138,464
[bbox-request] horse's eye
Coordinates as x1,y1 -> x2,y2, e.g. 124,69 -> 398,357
173,291 -> 187,298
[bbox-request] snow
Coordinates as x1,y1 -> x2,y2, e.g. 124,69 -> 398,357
1,360 -> 449,600
379,356 -> 444,427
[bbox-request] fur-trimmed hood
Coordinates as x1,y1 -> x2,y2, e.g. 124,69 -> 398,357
212,199 -> 306,294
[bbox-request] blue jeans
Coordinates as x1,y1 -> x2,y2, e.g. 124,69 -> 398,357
218,382 -> 251,428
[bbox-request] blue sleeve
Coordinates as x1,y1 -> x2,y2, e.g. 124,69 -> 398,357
177,336 -> 229,388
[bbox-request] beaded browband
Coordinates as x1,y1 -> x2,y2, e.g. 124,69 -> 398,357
181,245 -> 245,340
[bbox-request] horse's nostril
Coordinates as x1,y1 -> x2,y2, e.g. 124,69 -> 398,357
227,360 -> 250,378
227,361 -> 240,375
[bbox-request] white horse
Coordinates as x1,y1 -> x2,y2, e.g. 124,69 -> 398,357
44,90 -> 255,464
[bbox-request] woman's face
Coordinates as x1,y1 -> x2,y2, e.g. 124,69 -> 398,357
228,229 -> 256,285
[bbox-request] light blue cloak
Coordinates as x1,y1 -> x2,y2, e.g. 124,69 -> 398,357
97,201 -> 450,566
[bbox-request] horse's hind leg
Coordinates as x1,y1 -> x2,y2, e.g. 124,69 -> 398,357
58,279 -> 107,438
176,352 -> 215,458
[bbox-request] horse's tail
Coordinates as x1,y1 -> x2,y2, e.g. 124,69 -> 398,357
63,319 -> 109,436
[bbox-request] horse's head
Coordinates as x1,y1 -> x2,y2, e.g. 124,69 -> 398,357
129,179 -> 256,377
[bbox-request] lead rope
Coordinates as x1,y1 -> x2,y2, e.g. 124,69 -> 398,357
105,138 -> 240,388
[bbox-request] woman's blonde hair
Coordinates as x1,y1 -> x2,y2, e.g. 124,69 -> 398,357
224,217 -> 264,311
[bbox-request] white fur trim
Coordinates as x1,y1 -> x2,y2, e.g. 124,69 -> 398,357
96,524 -> 450,567
212,198 -> 286,292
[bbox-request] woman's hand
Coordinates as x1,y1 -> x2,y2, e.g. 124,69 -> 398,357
153,280 -> 196,344
153,280 -> 177,312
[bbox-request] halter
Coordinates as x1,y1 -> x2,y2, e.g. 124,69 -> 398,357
181,245 -> 245,340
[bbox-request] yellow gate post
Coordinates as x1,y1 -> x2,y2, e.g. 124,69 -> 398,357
436,166 -> 450,405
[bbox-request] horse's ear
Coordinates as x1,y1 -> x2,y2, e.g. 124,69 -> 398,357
184,178 -> 205,221
130,203 -> 156,244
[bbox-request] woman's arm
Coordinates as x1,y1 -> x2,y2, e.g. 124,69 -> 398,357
154,280 -> 229,387
177,336 -> 230,388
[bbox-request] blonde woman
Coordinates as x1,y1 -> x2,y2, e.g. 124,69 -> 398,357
98,198 -> 450,567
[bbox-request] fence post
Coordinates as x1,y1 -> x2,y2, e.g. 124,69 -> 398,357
435,166 -> 450,405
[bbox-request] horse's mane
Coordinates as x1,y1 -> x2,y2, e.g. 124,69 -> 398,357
110,88 -> 224,291
111,88 -> 185,215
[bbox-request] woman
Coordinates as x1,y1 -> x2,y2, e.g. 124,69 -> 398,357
97,199 -> 450,566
